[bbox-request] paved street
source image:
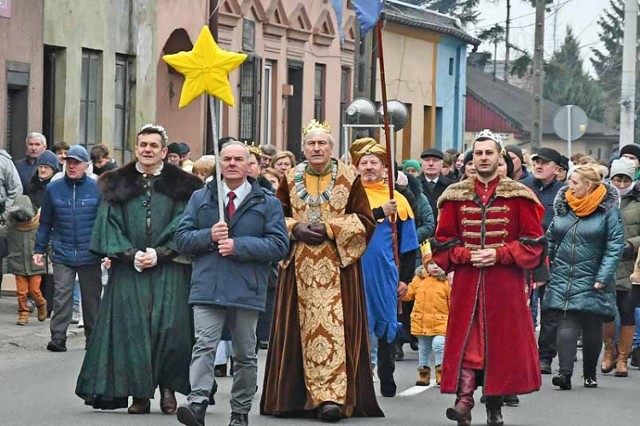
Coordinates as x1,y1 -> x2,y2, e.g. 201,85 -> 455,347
0,295 -> 637,426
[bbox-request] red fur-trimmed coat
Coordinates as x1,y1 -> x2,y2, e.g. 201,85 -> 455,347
433,176 -> 545,396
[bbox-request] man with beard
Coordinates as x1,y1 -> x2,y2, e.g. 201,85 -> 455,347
351,138 -> 418,397
433,130 -> 545,426
75,124 -> 202,415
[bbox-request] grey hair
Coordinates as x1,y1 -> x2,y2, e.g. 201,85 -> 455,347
220,141 -> 250,160
26,132 -> 47,147
303,129 -> 334,147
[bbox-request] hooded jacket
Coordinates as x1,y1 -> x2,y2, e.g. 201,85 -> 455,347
0,150 -> 23,211
0,195 -> 45,275
543,183 -> 624,320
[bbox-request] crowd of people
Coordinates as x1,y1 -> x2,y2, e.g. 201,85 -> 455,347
2,122 -> 640,426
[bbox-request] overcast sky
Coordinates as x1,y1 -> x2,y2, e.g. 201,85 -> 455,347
470,0 -> 610,75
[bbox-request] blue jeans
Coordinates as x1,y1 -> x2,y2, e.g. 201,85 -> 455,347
417,335 -> 445,368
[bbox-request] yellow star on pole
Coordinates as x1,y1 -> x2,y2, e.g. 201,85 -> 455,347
163,26 -> 247,108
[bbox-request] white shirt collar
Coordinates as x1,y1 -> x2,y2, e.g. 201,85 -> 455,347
135,161 -> 164,176
223,180 -> 251,206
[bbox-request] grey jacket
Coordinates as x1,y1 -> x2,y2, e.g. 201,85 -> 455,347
0,150 -> 22,211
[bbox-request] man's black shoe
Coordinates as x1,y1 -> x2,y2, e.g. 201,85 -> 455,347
46,340 -> 67,352
214,364 -> 227,377
552,372 -> 572,390
583,374 -> 597,388
177,402 -> 207,426
229,412 -> 248,426
318,402 -> 342,423
503,395 -> 519,406
539,360 -> 552,375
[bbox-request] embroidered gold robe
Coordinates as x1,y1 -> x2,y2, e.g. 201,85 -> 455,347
261,160 -> 383,418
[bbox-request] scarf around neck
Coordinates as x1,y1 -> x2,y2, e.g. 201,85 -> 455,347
362,180 -> 414,221
566,184 -> 606,217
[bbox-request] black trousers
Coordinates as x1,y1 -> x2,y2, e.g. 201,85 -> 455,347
616,289 -> 637,326
555,310 -> 603,376
538,286 -> 561,363
376,334 -> 397,396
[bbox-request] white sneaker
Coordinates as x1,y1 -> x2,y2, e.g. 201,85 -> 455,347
71,310 -> 80,324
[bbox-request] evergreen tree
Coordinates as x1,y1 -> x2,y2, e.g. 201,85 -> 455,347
590,0 -> 640,141
544,27 -> 604,121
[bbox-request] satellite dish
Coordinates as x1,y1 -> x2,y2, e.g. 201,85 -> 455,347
378,100 -> 409,131
346,98 -> 377,124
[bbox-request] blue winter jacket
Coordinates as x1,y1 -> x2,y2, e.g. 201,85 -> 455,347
542,183 -> 624,320
175,178 -> 289,312
34,174 -> 101,266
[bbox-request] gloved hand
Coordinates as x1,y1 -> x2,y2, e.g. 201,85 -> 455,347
623,241 -> 635,261
307,223 -> 328,241
293,223 -> 327,245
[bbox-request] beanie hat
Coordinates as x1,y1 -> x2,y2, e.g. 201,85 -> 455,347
403,159 -> 421,172
610,157 -> 637,180
505,145 -> 524,164
620,144 -> 640,162
35,150 -> 60,172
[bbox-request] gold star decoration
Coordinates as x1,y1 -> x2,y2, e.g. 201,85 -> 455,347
163,25 -> 247,108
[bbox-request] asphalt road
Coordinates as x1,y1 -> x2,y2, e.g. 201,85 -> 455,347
0,296 -> 637,425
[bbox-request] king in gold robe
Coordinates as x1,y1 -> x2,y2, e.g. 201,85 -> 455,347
261,122 -> 383,421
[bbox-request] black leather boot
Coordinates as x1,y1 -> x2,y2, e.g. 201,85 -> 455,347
177,401 -> 208,426
486,396 -> 504,426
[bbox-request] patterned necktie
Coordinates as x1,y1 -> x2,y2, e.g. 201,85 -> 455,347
227,191 -> 236,219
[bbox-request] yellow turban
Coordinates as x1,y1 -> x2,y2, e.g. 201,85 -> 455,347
350,137 -> 386,166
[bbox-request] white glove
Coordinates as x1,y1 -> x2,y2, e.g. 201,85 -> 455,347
134,250 -> 145,273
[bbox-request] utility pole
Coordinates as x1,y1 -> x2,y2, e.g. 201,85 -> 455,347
530,0 -> 545,152
619,0 -> 638,148
504,0 -> 511,83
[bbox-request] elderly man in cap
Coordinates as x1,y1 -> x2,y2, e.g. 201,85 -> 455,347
433,130 -> 545,426
261,120 -> 383,422
419,148 -> 454,227
33,145 -> 102,352
167,142 -> 183,166
521,147 -> 566,375
352,138 -> 419,397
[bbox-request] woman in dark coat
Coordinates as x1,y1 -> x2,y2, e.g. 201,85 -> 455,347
543,164 -> 624,390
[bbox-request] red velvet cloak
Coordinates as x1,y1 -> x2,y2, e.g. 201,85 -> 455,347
433,177 -> 545,396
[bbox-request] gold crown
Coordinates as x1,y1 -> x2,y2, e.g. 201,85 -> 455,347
302,119 -> 331,137
243,141 -> 262,157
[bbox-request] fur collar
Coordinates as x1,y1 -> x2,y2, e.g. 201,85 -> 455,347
437,176 -> 539,208
553,182 -> 619,216
99,161 -> 203,205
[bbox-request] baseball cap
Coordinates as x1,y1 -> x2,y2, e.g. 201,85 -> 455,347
420,148 -> 444,160
531,148 -> 563,165
66,145 -> 90,163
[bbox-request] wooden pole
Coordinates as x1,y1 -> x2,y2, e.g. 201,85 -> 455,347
375,20 -> 399,266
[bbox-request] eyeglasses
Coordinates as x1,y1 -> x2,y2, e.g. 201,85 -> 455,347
612,176 -> 633,185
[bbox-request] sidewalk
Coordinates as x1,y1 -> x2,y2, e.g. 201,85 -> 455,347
0,273 -> 17,296
0,290 -> 84,353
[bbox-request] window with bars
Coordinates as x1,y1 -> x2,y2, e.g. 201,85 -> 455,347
314,64 -> 325,121
80,49 -> 102,146
114,55 -> 134,164
239,55 -> 262,142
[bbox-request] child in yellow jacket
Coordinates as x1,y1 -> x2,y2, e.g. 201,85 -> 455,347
402,259 -> 451,386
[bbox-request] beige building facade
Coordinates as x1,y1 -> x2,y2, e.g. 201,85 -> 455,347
157,0 -> 357,160
43,0 -> 157,164
0,0 -> 44,158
